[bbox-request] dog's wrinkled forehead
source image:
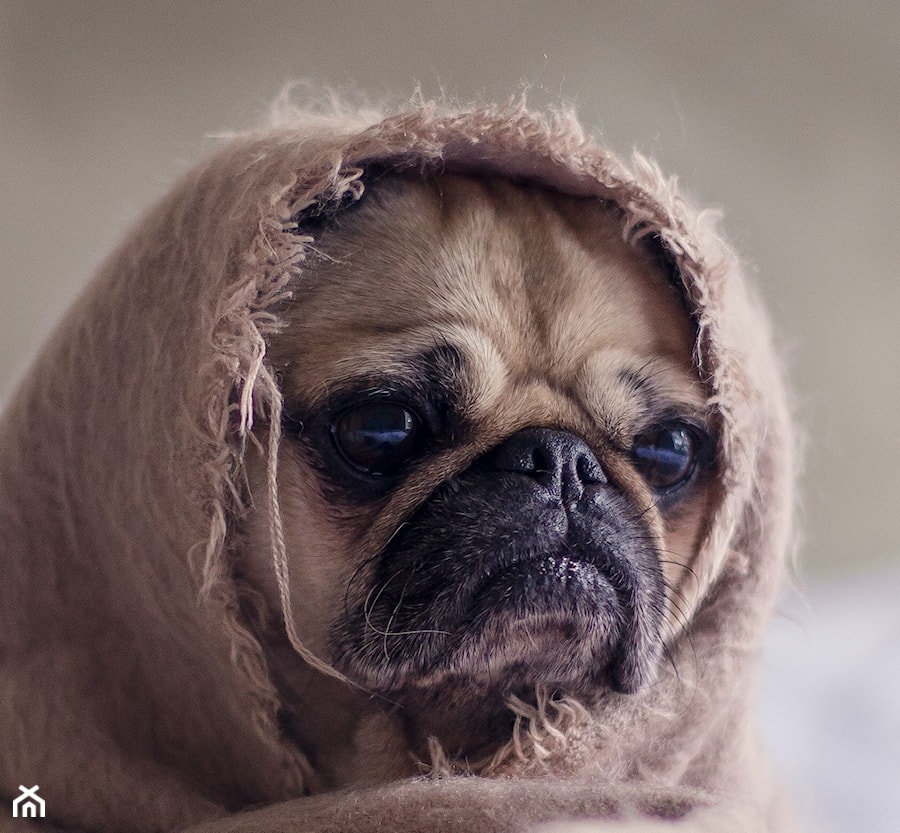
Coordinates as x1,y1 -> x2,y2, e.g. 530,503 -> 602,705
274,171 -> 702,434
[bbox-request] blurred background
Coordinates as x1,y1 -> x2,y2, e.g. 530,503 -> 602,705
1,2 -> 897,830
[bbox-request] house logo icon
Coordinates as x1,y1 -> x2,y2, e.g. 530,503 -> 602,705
12,785 -> 45,819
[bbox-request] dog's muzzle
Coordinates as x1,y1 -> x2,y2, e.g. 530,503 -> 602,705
336,427 -> 666,699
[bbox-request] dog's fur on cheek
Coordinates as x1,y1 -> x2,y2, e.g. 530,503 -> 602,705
234,445 -> 422,787
242,171 -> 711,785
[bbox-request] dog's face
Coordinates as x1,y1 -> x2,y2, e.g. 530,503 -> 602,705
243,172 -> 714,776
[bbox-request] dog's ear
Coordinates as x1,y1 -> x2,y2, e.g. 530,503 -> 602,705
291,164 -> 401,232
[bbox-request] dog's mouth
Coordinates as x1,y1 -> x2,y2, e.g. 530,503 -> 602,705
471,552 -> 617,610
465,548 -> 624,644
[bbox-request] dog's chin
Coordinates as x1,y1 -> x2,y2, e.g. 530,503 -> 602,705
332,468 -> 667,748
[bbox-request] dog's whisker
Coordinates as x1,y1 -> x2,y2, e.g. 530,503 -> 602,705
380,555 -> 428,660
661,578 -> 695,635
366,626 -> 453,637
362,567 -> 410,649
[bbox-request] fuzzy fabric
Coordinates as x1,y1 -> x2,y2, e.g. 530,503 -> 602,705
0,99 -> 795,832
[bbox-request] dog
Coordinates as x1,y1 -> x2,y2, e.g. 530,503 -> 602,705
234,169 -> 715,788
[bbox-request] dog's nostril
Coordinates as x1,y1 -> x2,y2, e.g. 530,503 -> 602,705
531,446 -> 553,474
576,452 -> 606,485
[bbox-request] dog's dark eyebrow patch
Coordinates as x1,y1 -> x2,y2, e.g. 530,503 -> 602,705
287,343 -> 473,443
617,367 -> 665,417
616,367 -> 709,429
618,368 -> 655,399
299,343 -> 465,405
406,343 -> 467,400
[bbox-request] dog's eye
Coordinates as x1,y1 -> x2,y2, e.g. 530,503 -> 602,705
632,424 -> 698,493
332,402 -> 423,475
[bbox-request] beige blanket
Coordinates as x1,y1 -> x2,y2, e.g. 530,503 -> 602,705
0,99 -> 795,832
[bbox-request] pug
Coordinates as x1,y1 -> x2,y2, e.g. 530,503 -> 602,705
238,169 -> 714,787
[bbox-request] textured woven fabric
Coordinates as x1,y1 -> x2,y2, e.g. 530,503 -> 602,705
0,99 -> 795,832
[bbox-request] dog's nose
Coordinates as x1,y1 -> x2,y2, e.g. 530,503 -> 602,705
487,428 -> 607,501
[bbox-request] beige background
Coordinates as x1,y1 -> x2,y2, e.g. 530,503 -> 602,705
2,2 -> 898,576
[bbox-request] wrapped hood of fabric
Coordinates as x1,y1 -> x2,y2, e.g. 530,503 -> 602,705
0,99 -> 795,832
